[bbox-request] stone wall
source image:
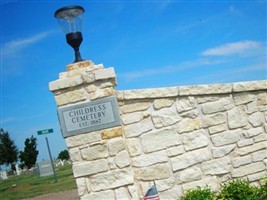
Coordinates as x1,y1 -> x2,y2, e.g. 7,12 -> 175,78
49,61 -> 267,199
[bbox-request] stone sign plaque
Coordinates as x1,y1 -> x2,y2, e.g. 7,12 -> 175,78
58,95 -> 121,137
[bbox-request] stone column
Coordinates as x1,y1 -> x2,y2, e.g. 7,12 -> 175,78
49,61 -> 138,200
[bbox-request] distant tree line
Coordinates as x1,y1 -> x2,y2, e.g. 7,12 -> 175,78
0,128 -> 70,172
0,128 -> 38,170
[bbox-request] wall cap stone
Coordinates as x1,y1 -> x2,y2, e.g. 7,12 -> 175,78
117,80 -> 267,100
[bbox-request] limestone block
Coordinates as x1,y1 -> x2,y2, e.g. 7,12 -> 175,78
124,118 -> 153,138
116,92 -> 124,101
166,145 -> 185,157
201,98 -> 233,114
202,113 -> 226,128
211,129 -> 243,147
233,93 -> 256,105
227,107 -> 248,129
175,98 -> 196,113
159,186 -> 183,200
65,131 -> 101,148
80,190 -> 114,200
54,88 -> 87,106
180,167 -> 202,183
76,177 -> 88,196
67,67 -> 92,77
244,127 -> 263,138
152,107 -> 181,128
90,87 -> 115,100
235,141 -> 266,155
82,73 -> 95,83
258,92 -> 267,106
196,96 -> 219,104
154,99 -> 174,110
248,171 -> 267,182
252,150 -> 267,162
182,130 -> 209,151
132,151 -> 169,167
137,163 -> 172,181
69,147 -> 82,162
127,184 -> 139,200
85,84 -> 97,93
99,79 -> 117,88
179,83 -> 232,95
123,87 -> 178,100
72,159 -> 109,178
49,75 -> 84,91
122,112 -> 143,125
182,176 -> 219,192
122,102 -> 150,114
254,133 -> 267,143
126,138 -> 142,157
232,162 -> 266,178
140,128 -> 181,153
155,177 -> 176,192
80,144 -> 108,161
66,60 -> 93,71
176,118 -> 202,133
101,126 -> 123,139
259,105 -> 267,111
93,63 -> 105,69
171,148 -> 212,171
248,112 -> 265,127
115,187 -> 131,200
90,168 -> 134,191
115,150 -> 131,168
180,109 -> 199,119
212,144 -> 236,158
94,67 -> 116,80
202,157 -> 231,175
246,101 -> 258,114
232,155 -> 252,167
107,157 -> 116,170
233,80 -> 267,92
108,137 -> 126,156
237,138 -> 254,147
59,72 -> 68,79
208,124 -> 226,134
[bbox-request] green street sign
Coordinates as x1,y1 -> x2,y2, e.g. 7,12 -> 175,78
37,128 -> 53,135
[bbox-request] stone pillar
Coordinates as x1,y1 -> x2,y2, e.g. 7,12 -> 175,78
49,61 -> 138,200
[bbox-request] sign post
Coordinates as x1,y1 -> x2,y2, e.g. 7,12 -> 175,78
37,128 -> 57,183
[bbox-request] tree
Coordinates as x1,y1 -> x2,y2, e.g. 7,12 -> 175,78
0,128 -> 18,167
57,149 -> 70,160
19,135 -> 39,169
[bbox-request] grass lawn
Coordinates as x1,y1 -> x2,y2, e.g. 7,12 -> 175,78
0,164 -> 77,200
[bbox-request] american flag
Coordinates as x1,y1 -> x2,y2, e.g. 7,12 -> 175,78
142,185 -> 160,200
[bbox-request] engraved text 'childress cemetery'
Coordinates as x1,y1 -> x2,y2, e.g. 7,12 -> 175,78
58,96 -> 121,137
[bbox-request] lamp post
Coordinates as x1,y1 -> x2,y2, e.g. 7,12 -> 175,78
54,5 -> 85,63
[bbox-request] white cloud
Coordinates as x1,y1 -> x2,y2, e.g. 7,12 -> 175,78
0,117 -> 16,124
201,41 -> 263,56
1,31 -> 54,57
237,63 -> 267,72
119,58 -> 225,81
229,5 -> 243,16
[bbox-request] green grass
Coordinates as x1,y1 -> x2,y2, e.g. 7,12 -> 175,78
0,164 -> 77,200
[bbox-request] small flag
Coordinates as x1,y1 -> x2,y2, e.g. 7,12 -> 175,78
142,184 -> 160,200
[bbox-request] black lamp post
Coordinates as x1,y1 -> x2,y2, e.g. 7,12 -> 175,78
54,5 -> 85,63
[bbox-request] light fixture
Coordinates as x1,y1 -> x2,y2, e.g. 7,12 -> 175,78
54,5 -> 85,63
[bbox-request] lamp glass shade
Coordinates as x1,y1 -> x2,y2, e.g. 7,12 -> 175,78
54,6 -> 85,34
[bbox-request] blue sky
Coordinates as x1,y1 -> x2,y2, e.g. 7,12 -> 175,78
1,1 -> 266,164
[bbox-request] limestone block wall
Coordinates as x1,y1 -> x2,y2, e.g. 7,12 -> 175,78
117,81 -> 267,199
49,61 -> 267,200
